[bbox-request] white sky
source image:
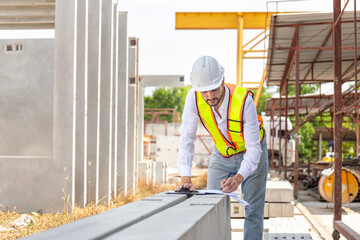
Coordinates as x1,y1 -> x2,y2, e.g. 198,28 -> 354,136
117,0 -> 355,95
1,0 -> 358,95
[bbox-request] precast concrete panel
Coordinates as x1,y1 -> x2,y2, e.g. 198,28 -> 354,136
137,86 -> 144,163
98,0 -> 115,205
116,11 -> 129,194
74,0 -> 88,208
86,0 -> 102,205
111,3 -> 119,197
53,0 -> 77,211
0,39 -> 54,156
128,38 -> 136,80
0,0 -> 135,213
0,38 -> 56,213
127,37 -> 138,193
127,84 -> 136,193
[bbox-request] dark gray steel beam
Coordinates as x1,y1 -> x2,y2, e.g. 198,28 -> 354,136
280,28 -> 297,96
294,25 -> 300,200
332,0 -> 343,228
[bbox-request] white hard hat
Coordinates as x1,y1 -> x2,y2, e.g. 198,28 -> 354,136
190,56 -> 224,92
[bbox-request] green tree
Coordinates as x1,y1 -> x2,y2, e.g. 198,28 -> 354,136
144,86 -> 191,122
298,122 -> 316,161
286,84 -> 318,160
287,84 -> 318,95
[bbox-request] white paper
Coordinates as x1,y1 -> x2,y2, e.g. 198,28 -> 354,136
198,190 -> 249,207
165,190 -> 249,207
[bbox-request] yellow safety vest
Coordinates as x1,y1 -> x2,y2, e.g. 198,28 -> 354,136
195,83 -> 265,157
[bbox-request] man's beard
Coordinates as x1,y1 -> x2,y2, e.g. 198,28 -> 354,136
206,98 -> 221,107
206,88 -> 224,107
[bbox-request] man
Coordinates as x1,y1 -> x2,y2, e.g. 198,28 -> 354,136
176,56 -> 268,240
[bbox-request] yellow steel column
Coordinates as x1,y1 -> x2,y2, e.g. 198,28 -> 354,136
254,66 -> 267,107
237,15 -> 244,86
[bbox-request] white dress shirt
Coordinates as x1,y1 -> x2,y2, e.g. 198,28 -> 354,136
177,85 -> 263,180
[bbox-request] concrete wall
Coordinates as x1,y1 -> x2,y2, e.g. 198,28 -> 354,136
0,39 -> 54,156
0,38 -> 60,212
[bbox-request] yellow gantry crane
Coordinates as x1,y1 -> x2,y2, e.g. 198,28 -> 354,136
176,12 -> 282,107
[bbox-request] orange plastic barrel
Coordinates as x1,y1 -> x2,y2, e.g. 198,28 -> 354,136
318,168 -> 359,204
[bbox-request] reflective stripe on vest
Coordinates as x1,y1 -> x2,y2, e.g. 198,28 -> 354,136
195,83 -> 265,158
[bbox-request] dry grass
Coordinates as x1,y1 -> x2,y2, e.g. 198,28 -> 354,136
0,171 -> 208,240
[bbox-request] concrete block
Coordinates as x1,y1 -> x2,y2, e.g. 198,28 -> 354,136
268,202 -> 294,217
281,202 -> 294,217
268,203 -> 282,218
264,202 -> 269,218
280,182 -> 294,203
105,195 -> 231,240
24,192 -> 187,240
137,162 -> 151,184
231,202 -> 245,218
266,180 -> 293,203
154,161 -> 168,184
230,202 -> 269,218
266,187 -> 278,202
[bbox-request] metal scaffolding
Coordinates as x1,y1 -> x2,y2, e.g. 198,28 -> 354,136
265,3 -> 360,239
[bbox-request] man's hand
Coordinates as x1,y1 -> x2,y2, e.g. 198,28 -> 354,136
175,176 -> 196,191
220,173 -> 244,193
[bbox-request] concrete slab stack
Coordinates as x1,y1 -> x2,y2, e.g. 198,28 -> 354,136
266,180 -> 295,218
231,180 -> 294,218
0,1 -> 137,212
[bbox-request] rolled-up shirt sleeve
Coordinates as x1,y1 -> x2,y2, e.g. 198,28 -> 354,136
237,95 -> 263,180
177,90 -> 199,177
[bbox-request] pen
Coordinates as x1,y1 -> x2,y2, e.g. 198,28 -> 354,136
221,172 -> 233,190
